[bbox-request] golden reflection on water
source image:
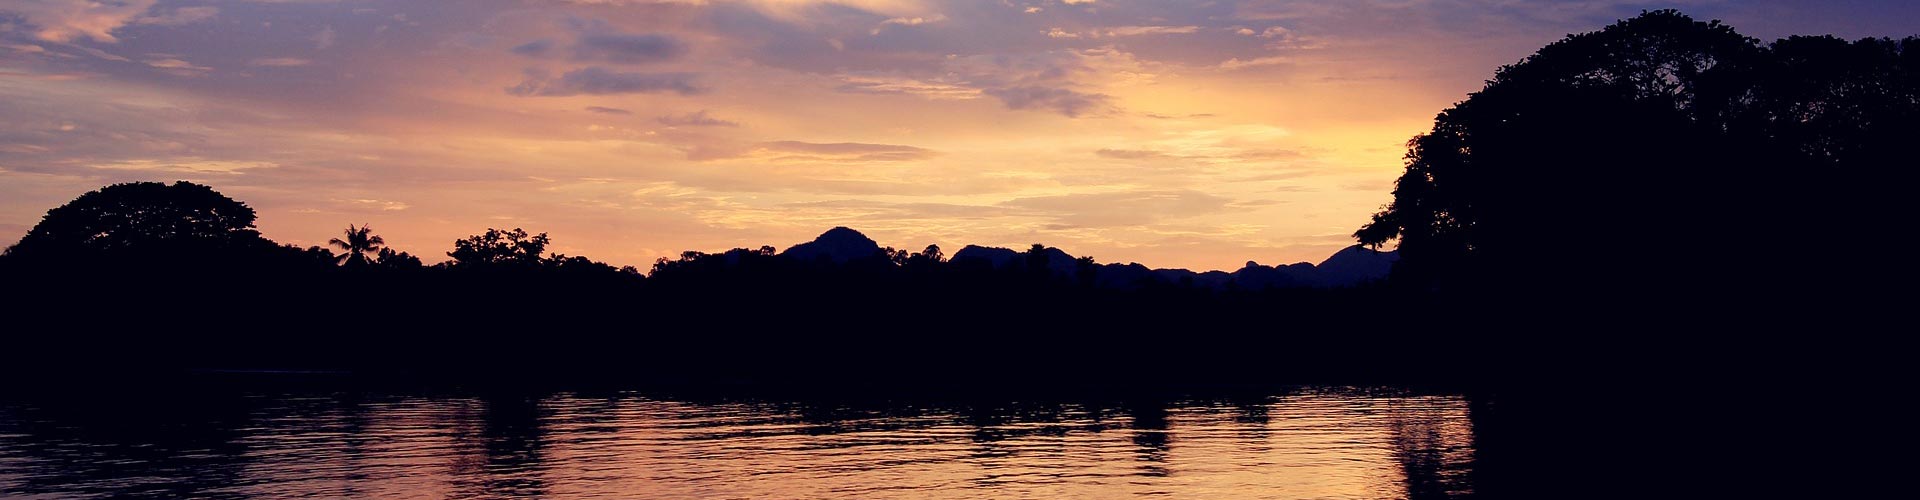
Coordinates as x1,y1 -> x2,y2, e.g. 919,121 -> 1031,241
0,388 -> 1476,499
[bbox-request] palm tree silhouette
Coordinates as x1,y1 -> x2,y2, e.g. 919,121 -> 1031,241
328,224 -> 386,267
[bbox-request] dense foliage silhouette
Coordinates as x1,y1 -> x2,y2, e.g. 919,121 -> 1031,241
0,182 -> 1426,388
4,181 -> 275,262
1356,10 -> 1916,298
1338,12 -> 1916,495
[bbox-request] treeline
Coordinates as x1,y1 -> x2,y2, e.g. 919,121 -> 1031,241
4,10 -> 1912,388
0,181 -> 1448,385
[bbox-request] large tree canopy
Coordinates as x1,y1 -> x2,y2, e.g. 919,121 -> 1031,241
447,227 -> 552,268
4,181 -> 269,259
1356,10 -> 1918,290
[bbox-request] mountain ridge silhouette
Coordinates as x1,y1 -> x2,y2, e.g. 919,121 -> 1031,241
779,226 -> 1397,289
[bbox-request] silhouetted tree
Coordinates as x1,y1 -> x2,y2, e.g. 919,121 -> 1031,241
372,247 -> 423,270
328,224 -> 386,267
1075,256 -> 1098,288
1354,10 -> 1917,294
299,245 -> 340,268
3,181 -> 268,260
448,228 -> 550,268
883,246 -> 912,266
916,244 -> 943,263
1025,243 -> 1050,279
904,244 -> 944,271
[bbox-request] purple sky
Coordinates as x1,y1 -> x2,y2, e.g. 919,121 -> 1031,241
3,0 -> 1915,270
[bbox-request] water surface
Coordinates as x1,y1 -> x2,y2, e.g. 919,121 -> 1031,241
0,387 -> 1479,499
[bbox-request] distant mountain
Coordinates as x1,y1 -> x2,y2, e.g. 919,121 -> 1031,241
1312,245 -> 1400,287
948,241 -> 1395,289
952,244 -> 1078,274
950,245 -> 1020,268
769,228 -> 1396,288
779,227 -> 883,263
1147,268 -> 1235,289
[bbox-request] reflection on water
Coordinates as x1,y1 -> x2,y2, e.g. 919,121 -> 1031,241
0,387 -> 1478,499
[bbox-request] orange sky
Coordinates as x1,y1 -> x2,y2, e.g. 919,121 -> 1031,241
3,0 -> 1914,270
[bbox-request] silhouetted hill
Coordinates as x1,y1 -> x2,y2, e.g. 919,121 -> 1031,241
1151,268 -> 1233,289
950,244 -> 1020,268
1093,262 -> 1158,289
952,244 -> 1077,274
1314,245 -> 1401,286
950,241 -> 1395,289
778,226 -> 884,263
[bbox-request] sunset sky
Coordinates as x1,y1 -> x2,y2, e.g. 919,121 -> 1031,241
3,0 -> 1914,270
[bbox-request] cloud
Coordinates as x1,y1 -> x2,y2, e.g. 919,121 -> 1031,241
313,25 -> 336,49
999,189 -> 1233,227
5,0 -> 159,43
1143,112 -> 1216,119
248,57 -> 311,67
133,6 -> 218,27
657,110 -> 739,127
881,16 -> 937,27
511,39 -> 556,57
982,86 -> 1112,117
870,15 -> 943,35
70,45 -> 130,62
1095,149 -> 1175,160
1046,25 -> 1200,39
343,198 -> 411,211
753,141 -> 937,162
1232,148 -> 1304,160
834,75 -> 980,99
92,158 -> 275,174
1219,55 -> 1292,70
572,33 -> 687,63
1254,26 -> 1323,49
585,106 -> 632,114
145,57 -> 211,75
520,18 -> 687,64
776,199 -> 1013,222
1108,25 -> 1201,36
3,43 -> 49,55
506,67 -> 701,96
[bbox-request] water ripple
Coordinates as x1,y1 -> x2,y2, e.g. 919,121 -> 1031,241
0,387 -> 1478,499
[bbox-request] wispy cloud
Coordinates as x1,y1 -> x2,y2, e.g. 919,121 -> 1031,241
572,33 -> 687,63
313,25 -> 336,49
249,57 -> 311,67
658,110 -> 739,127
134,6 -> 218,27
507,67 -> 701,96
983,86 -> 1113,117
144,57 -> 212,75
752,141 -> 937,162
4,0 -> 159,43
